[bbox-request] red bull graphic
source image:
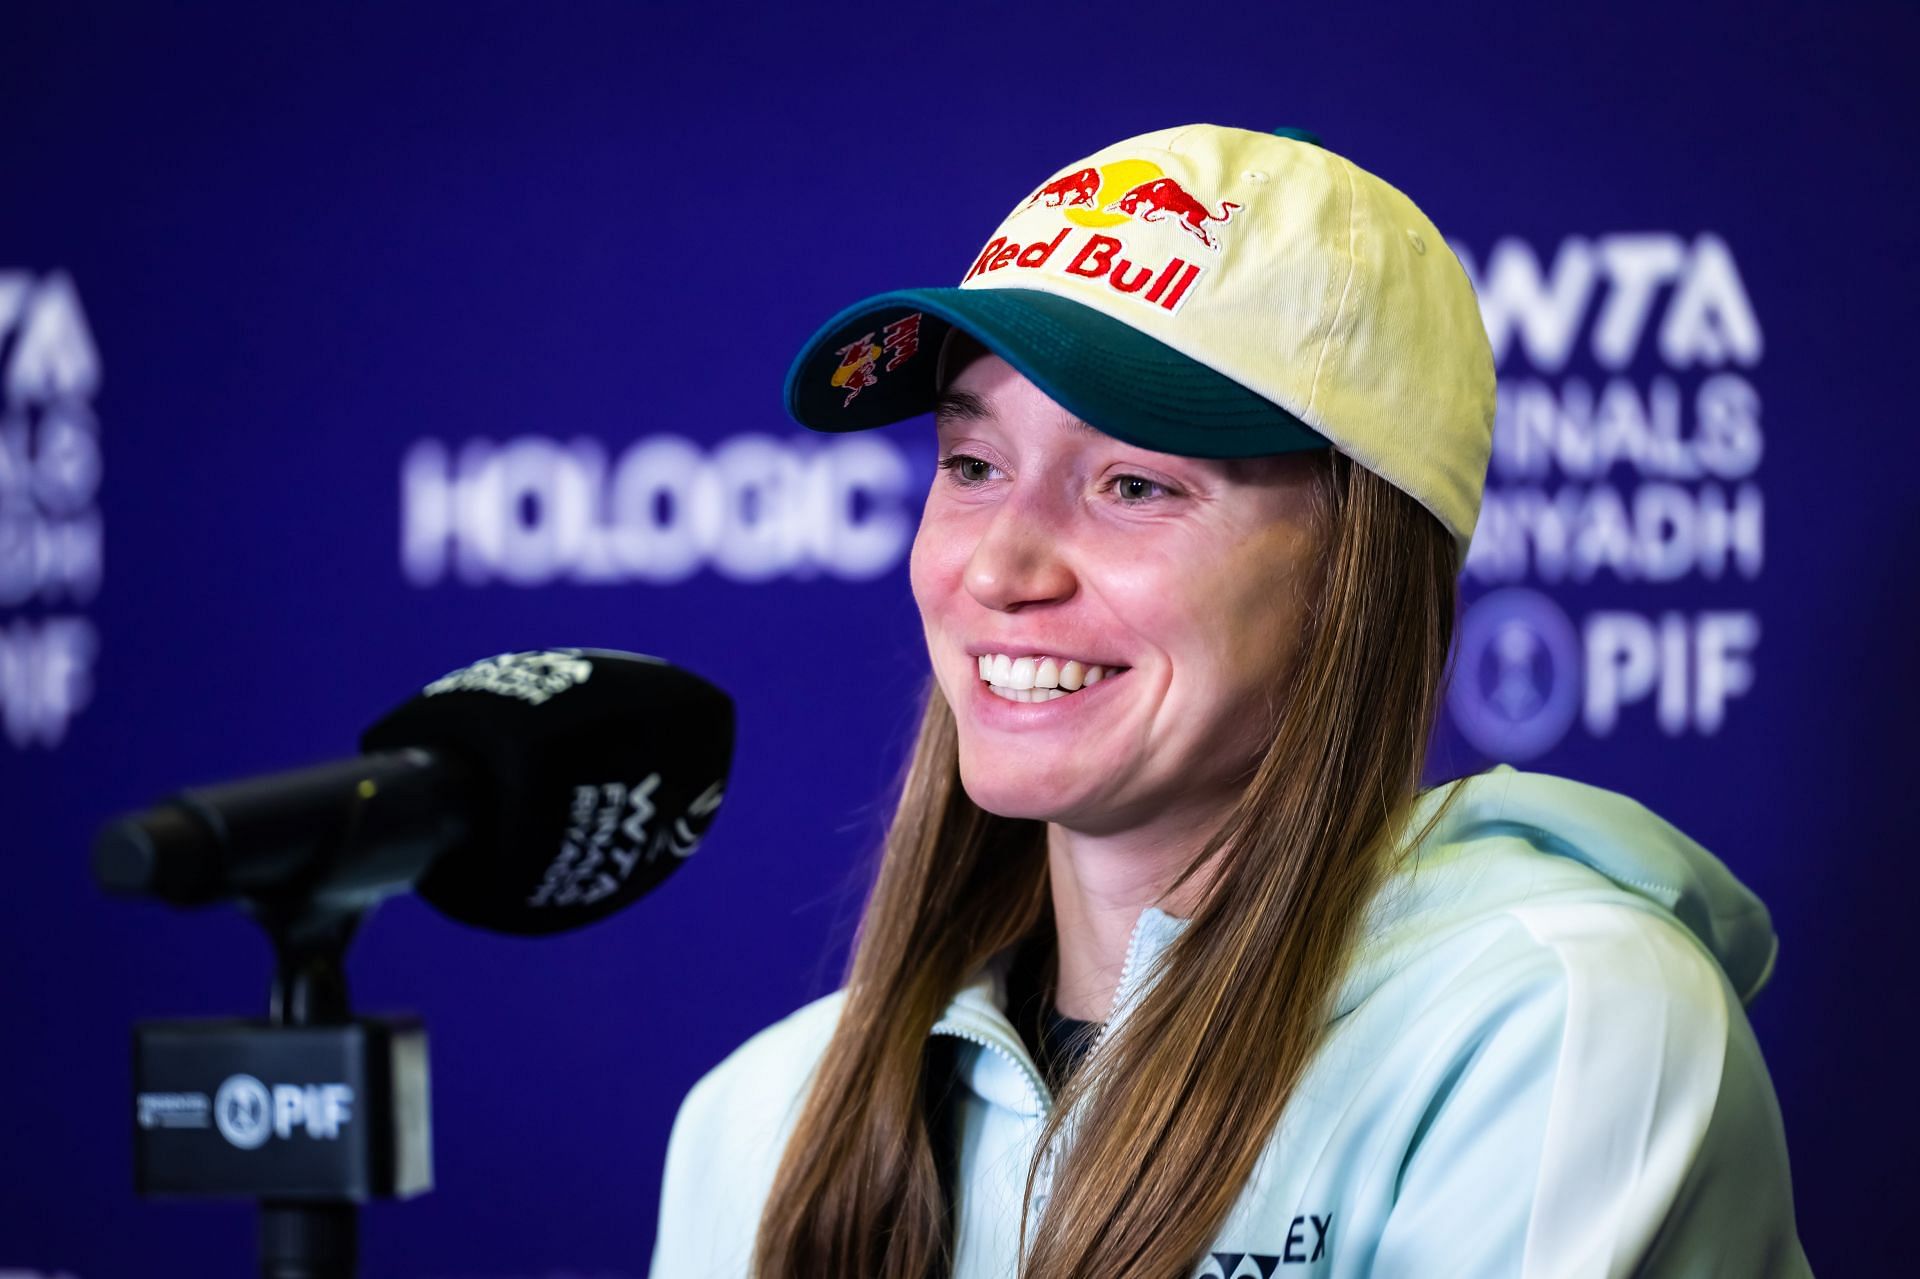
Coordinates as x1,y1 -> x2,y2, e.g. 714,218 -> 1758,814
829,312 -> 924,407
1024,157 -> 1245,252
1105,178 -> 1239,251
970,158 -> 1238,312
830,335 -> 882,406
1025,166 -> 1102,210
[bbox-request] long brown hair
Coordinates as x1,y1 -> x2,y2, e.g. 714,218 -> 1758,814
753,447 -> 1470,1278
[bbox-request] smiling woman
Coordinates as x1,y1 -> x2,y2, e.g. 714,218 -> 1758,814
649,125 -> 1810,1279
915,341 -> 1331,878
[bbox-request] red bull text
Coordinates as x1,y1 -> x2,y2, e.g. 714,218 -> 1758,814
964,227 -> 1202,313
880,313 -> 921,371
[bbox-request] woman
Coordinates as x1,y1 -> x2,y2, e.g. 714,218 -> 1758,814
651,125 -> 1810,1277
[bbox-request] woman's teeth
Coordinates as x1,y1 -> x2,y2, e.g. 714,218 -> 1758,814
976,654 -> 1124,702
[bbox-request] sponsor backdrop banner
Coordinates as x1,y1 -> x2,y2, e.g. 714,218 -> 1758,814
4,4 -> 1912,1275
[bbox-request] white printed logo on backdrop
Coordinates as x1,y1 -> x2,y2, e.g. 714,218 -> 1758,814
0,272 -> 101,750
1449,234 -> 1763,759
400,433 -> 918,587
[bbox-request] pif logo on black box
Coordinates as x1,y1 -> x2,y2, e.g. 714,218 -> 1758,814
135,1073 -> 357,1149
132,1017 -> 431,1199
209,1073 -> 355,1150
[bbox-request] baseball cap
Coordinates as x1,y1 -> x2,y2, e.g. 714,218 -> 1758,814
783,123 -> 1496,563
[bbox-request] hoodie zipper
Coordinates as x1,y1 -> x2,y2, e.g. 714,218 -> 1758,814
928,909 -> 1165,1247
930,908 -> 1161,1121
1082,906 -> 1156,1068
930,1008 -> 1059,1247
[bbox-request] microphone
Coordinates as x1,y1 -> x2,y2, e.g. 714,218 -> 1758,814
93,648 -> 733,936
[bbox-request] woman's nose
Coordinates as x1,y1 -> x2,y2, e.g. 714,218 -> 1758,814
963,501 -> 1076,612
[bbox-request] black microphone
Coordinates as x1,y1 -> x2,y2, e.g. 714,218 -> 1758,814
93,648 -> 733,936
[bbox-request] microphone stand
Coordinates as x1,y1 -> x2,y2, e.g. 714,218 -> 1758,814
249,900 -> 366,1279
108,761 -> 440,1279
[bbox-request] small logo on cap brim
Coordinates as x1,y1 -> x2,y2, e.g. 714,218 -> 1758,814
829,312 -> 923,407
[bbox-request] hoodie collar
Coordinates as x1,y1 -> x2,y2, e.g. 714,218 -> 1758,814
931,904 -> 1187,1117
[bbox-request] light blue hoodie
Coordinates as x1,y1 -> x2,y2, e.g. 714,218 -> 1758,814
649,765 -> 1812,1276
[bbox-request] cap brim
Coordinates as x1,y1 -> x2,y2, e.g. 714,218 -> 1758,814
783,287 -> 1328,459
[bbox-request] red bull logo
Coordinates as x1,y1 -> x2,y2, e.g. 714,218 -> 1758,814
1025,166 -> 1102,211
971,158 -> 1238,314
1023,158 -> 1240,252
830,337 -> 881,404
1105,178 -> 1239,251
829,312 -> 923,407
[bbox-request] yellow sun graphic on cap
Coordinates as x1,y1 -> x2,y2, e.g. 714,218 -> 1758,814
1065,160 -> 1165,227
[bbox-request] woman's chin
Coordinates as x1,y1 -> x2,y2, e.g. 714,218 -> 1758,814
956,765 -> 1111,827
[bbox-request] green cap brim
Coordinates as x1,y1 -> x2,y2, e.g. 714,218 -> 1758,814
783,287 -> 1329,459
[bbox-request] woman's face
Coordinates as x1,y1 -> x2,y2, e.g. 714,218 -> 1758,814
910,349 -> 1330,837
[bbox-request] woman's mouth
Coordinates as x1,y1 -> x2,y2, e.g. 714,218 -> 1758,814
975,653 -> 1130,703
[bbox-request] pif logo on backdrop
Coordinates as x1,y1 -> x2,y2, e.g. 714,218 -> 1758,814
401,433 -> 919,587
0,272 -> 101,751
1449,234 -> 1763,759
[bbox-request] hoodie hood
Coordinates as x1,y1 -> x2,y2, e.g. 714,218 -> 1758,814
1110,764 -> 1779,1036
1336,763 -> 1779,1017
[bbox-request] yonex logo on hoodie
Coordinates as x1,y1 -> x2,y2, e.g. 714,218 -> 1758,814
1192,1212 -> 1332,1275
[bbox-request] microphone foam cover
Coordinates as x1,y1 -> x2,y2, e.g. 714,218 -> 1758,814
360,649 -> 733,936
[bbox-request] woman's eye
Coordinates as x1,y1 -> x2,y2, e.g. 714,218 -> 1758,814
936,454 -> 997,485
1109,474 -> 1172,503
935,456 -> 1173,503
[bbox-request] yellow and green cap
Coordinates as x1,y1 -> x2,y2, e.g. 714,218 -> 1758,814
784,123 -> 1496,562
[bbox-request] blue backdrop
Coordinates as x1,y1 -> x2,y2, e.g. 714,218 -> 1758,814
4,4 -> 1914,1275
